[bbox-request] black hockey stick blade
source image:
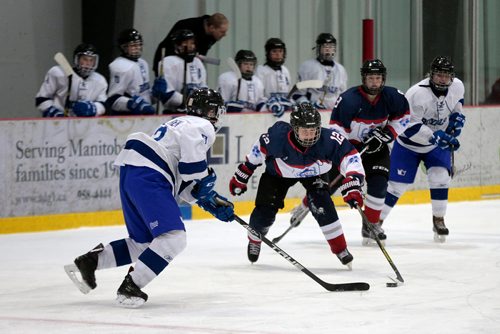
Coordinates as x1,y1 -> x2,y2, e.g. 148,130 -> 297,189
356,206 -> 405,283
233,214 -> 370,292
271,224 -> 294,243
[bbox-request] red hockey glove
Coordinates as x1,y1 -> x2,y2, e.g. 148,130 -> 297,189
229,162 -> 255,196
338,175 -> 364,209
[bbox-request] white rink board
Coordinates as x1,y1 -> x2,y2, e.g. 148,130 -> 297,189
1,107 -> 499,217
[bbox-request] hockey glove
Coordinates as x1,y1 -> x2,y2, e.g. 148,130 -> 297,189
229,162 -> 256,196
226,100 -> 245,113
191,168 -> 217,201
73,101 -> 97,117
152,77 -> 174,104
363,127 -> 394,154
267,97 -> 285,117
338,175 -> 364,209
430,130 -> 460,151
43,106 -> 64,118
197,191 -> 235,222
127,95 -> 155,115
446,112 -> 465,137
278,97 -> 293,111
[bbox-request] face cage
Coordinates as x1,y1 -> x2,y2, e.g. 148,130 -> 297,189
317,44 -> 336,61
74,54 -> 99,77
430,70 -> 454,91
293,126 -> 321,147
122,42 -> 143,60
205,105 -> 226,133
362,74 -> 386,95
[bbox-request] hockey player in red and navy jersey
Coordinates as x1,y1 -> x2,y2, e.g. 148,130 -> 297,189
229,102 -> 365,269
329,59 -> 410,244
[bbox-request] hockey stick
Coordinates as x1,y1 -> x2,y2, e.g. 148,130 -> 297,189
197,54 -> 220,65
226,57 -> 242,100
274,147 -> 368,243
233,214 -> 370,292
356,205 -> 404,283
181,56 -> 188,109
287,80 -> 323,99
156,47 -> 165,115
54,52 -> 75,116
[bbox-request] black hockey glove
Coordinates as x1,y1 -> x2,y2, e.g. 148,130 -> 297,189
363,127 -> 394,154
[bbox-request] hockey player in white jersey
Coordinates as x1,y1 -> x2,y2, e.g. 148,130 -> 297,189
380,56 -> 465,242
152,29 -> 207,113
255,38 -> 293,117
36,43 -> 107,117
105,28 -> 155,115
64,88 -> 234,308
294,33 -> 348,110
217,49 -> 267,113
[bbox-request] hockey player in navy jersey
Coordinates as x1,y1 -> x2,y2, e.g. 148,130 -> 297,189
290,59 -> 410,246
380,56 -> 464,242
65,88 -> 234,308
105,28 -> 156,115
229,102 -> 365,268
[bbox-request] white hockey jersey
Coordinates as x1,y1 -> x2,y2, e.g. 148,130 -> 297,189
36,65 -> 108,116
217,71 -> 267,111
161,55 -> 207,110
114,115 -> 215,203
296,59 -> 348,109
397,77 -> 465,153
107,57 -> 152,112
255,64 -> 292,99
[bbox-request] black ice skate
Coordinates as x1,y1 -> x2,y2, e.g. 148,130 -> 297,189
336,248 -> 353,270
362,221 -> 386,246
433,216 -> 449,243
116,268 -> 148,308
247,239 -> 262,263
64,243 -> 104,294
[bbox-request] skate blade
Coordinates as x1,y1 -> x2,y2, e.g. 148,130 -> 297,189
64,264 -> 92,294
116,294 -> 146,308
345,262 -> 353,271
433,233 -> 446,243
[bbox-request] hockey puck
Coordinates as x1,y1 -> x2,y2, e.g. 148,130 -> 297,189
386,282 -> 398,288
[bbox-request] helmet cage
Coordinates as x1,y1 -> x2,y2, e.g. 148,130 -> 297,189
290,102 -> 322,147
361,59 -> 387,95
118,29 -> 143,60
430,56 -> 455,91
73,44 -> 99,77
235,50 -> 257,80
186,88 -> 226,132
315,33 -> 337,61
265,38 -> 286,67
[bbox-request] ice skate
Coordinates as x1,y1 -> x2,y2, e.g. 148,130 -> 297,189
116,268 -> 148,308
336,248 -> 353,270
64,243 -> 103,294
362,222 -> 386,246
432,216 -> 449,243
290,201 -> 310,227
247,239 -> 262,263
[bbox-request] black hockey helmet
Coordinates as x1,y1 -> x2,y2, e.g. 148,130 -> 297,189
265,38 -> 286,67
361,59 -> 387,94
73,43 -> 98,78
117,28 -> 143,60
430,56 -> 455,91
235,50 -> 257,79
315,33 -> 337,61
290,102 -> 322,147
171,29 -> 197,61
186,88 -> 226,132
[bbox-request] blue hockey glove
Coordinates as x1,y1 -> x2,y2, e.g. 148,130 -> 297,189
278,97 -> 293,111
363,127 -> 394,154
446,112 -> 465,137
338,175 -> 364,209
127,95 -> 155,115
197,191 -> 235,222
191,168 -> 217,201
267,97 -> 285,117
43,106 -> 64,118
430,130 -> 460,151
152,77 -> 174,104
226,100 -> 245,113
72,101 -> 97,117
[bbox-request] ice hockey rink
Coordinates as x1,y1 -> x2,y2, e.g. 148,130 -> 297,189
0,200 -> 499,334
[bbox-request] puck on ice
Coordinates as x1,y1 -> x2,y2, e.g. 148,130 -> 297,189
386,282 -> 398,287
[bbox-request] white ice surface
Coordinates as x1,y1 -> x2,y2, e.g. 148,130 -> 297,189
0,200 -> 499,334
